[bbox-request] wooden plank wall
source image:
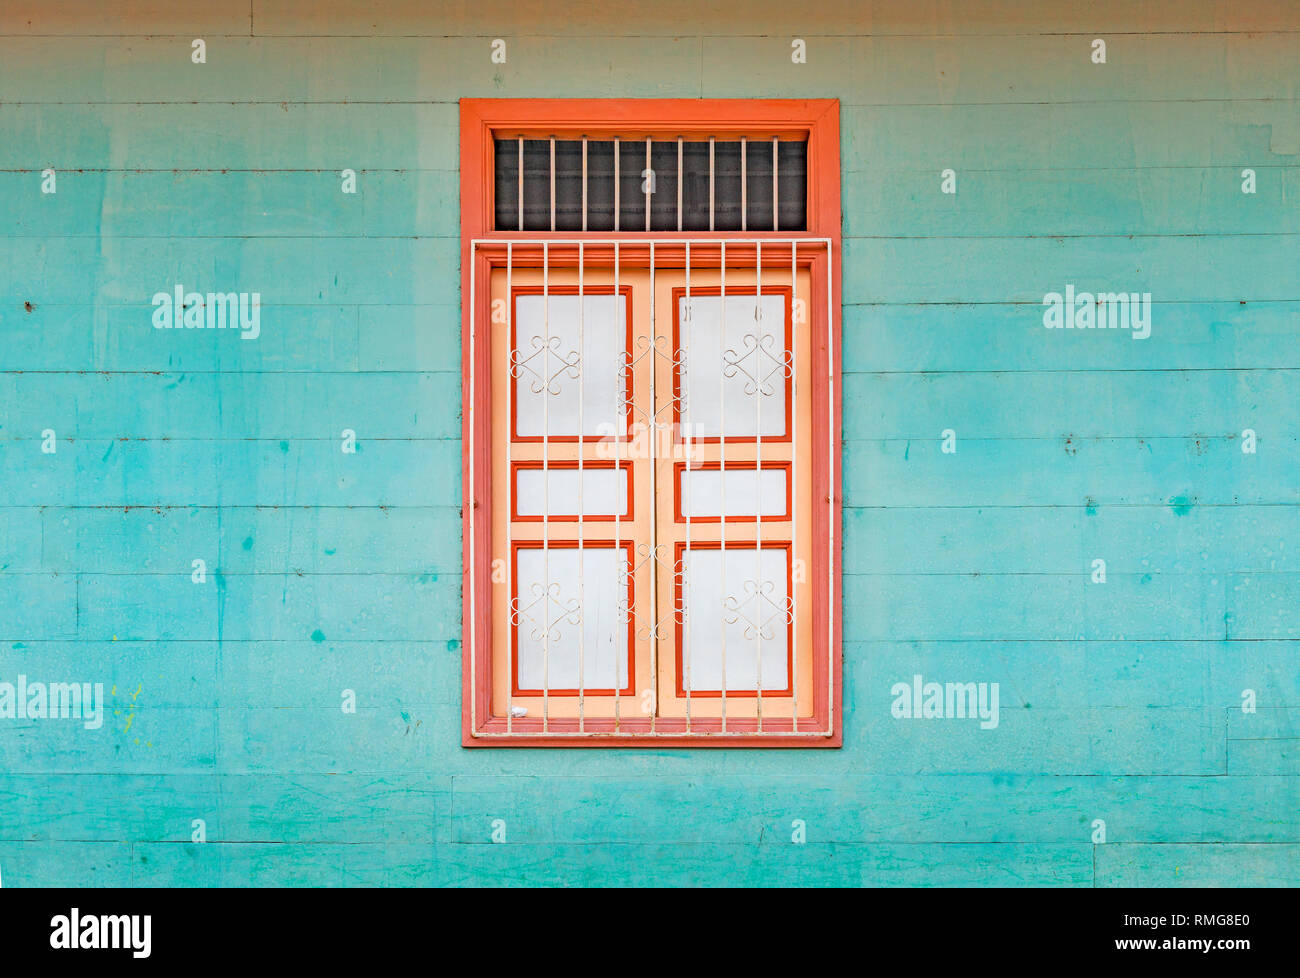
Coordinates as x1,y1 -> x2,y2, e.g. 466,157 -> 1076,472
0,0 -> 1296,886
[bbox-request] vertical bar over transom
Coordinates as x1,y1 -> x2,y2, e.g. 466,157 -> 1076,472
740,137 -> 747,232
644,137 -> 652,232
771,137 -> 779,232
676,137 -> 683,232
708,137 -> 716,232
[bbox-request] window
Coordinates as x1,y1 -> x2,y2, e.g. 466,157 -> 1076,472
461,99 -> 841,746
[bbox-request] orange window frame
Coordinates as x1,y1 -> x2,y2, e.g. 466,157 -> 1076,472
460,98 -> 842,747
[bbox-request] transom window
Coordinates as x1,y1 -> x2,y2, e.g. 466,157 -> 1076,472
493,136 -> 808,232
461,100 -> 842,746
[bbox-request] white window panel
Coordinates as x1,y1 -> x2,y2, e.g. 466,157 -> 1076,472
680,466 -> 787,519
679,293 -> 787,439
681,546 -> 790,692
514,293 -> 626,438
515,546 -> 628,690
516,466 -> 629,518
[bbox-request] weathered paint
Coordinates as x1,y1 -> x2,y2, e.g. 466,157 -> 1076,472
0,0 -> 1297,887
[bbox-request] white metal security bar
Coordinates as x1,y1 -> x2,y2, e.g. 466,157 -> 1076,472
469,236 -> 833,738
501,137 -> 804,232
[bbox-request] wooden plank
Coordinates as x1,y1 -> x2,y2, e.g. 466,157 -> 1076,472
1096,843 -> 1300,887
245,0 -> 1300,38
844,505 -> 1300,574
842,369 -> 1297,439
841,301 -> 1300,372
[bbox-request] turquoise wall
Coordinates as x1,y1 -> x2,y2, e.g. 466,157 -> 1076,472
1,0 -> 1297,886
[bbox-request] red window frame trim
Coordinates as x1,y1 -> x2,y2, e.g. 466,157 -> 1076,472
672,460 -> 793,524
672,540 -> 796,698
461,98 -> 842,748
670,284 -> 794,445
509,284 -> 635,444
511,460 -> 635,523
